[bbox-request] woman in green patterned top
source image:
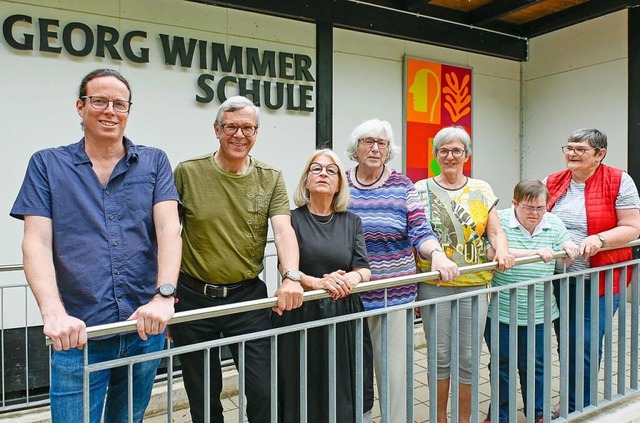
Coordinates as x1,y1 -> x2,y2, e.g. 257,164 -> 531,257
414,125 -> 514,423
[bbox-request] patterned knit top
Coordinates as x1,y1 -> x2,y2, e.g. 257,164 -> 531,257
347,169 -> 437,310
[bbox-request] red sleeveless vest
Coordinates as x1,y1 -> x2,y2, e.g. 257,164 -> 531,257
547,164 -> 632,296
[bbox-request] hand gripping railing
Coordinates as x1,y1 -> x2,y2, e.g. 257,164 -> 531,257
45,239 -> 640,344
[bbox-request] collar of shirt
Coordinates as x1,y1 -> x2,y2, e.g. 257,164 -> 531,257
508,205 -> 550,238
72,137 -> 140,166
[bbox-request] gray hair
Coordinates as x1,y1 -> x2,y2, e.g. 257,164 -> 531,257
346,119 -> 400,163
568,128 -> 607,150
432,126 -> 472,155
215,96 -> 260,127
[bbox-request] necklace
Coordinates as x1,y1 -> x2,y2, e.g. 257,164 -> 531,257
355,165 -> 385,187
309,210 -> 334,225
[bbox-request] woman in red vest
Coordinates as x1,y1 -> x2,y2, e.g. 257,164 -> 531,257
545,128 -> 640,415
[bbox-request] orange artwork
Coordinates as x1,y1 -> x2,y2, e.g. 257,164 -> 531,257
404,57 -> 472,183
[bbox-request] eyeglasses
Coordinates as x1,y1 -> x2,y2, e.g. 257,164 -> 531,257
437,148 -> 465,158
218,123 -> 258,136
81,96 -> 131,113
518,203 -> 547,214
309,162 -> 339,176
359,138 -> 390,149
561,146 -> 595,156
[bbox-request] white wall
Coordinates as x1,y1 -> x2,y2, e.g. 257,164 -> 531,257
523,10 -> 628,180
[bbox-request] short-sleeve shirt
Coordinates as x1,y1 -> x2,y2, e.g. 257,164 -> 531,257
489,207 -> 571,325
10,138 -> 179,327
292,206 -> 370,278
347,169 -> 437,310
175,153 -> 291,284
414,177 -> 497,287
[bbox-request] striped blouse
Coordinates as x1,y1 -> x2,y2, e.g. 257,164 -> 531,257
347,169 -> 437,310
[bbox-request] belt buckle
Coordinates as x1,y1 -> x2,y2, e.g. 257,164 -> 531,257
204,283 -> 225,299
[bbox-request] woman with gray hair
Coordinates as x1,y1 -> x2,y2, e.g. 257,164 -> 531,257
414,125 -> 514,423
546,128 -> 640,416
274,149 -> 374,422
346,119 -> 458,422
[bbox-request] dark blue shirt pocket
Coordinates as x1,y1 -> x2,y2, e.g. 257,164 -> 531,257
124,175 -> 156,211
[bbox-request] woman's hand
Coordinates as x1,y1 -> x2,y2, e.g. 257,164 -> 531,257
319,270 -> 352,299
431,251 -> 459,284
579,234 -> 604,259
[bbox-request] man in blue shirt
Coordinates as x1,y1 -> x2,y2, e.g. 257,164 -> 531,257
10,69 -> 182,423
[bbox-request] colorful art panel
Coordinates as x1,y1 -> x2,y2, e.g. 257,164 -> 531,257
404,57 -> 472,182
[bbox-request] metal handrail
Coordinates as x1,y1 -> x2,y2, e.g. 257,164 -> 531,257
44,238 -> 639,343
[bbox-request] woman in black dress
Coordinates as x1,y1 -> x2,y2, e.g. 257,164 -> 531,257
274,149 -> 374,423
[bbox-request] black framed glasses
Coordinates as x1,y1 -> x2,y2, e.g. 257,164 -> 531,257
359,137 -> 389,149
436,147 -> 465,158
309,162 -> 339,176
81,96 -> 131,113
218,123 -> 258,136
518,203 -> 546,214
561,145 -> 595,156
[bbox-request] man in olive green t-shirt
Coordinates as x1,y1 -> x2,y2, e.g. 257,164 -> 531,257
171,96 -> 303,423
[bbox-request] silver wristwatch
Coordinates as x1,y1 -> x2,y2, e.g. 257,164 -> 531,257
281,270 -> 302,282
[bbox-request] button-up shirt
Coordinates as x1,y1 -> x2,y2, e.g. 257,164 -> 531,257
11,137 -> 179,327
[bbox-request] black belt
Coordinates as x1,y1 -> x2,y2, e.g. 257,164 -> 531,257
179,272 -> 254,298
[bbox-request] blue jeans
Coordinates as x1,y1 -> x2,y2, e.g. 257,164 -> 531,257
50,332 -> 165,423
484,320 -> 545,422
553,278 -> 620,412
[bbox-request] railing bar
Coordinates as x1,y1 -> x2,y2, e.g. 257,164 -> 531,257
128,363 -> 134,423
300,329 -> 307,423
355,317 -> 363,423
543,280 -> 552,421
489,293 -> 500,423
380,311 -> 388,421
238,342 -> 245,423
271,335 -> 277,423
204,348 -> 210,422
23,286 -> 30,404
631,264 -> 639,389
166,338 -> 174,423
604,268 -> 613,401
508,288 -> 517,423
428,303 -> 438,423
450,299 -> 459,423
589,271 -> 600,408
470,294 -> 479,422
558,275 -> 569,420
328,323 -> 336,423
405,308 -> 414,423
617,266 -> 627,395
83,345 -> 90,423
526,283 -> 536,422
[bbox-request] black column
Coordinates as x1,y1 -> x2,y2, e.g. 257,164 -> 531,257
316,20 -> 333,149
629,6 -> 640,186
